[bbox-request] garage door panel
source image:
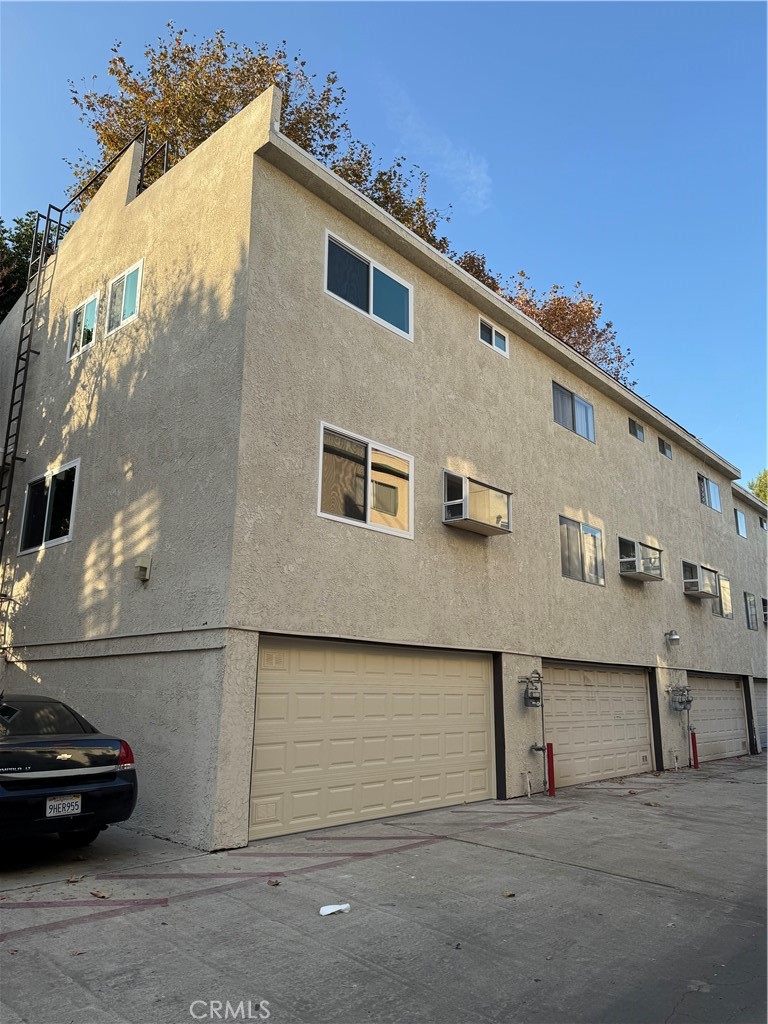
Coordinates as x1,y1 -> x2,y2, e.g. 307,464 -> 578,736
361,735 -> 387,765
754,680 -> 767,750
249,638 -> 493,840
419,736 -> 439,762
419,693 -> 440,717
544,662 -> 652,787
361,691 -> 386,717
689,676 -> 748,762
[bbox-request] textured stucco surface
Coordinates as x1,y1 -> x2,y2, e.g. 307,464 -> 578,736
0,90 -> 277,847
0,87 -> 765,845
0,636 -> 227,848
231,142 -> 767,676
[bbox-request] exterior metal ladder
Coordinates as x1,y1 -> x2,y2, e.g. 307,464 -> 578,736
0,125 -> 171,578
0,206 -> 65,568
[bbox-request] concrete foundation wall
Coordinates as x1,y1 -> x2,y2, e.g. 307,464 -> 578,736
211,629 -> 260,849
0,633 -> 228,849
500,654 -> 547,797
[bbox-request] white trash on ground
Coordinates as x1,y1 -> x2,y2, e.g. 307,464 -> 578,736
319,903 -> 351,916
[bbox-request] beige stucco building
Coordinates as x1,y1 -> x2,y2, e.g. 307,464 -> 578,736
1,87 -> 766,850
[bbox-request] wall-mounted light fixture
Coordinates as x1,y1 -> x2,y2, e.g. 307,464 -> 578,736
135,553 -> 152,583
664,630 -> 681,647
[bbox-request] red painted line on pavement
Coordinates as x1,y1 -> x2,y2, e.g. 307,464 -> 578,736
450,808 -> 563,815
1,898 -> 168,909
303,835 -> 428,841
0,836 -> 443,942
96,871 -> 287,880
0,901 -> 172,941
226,851 -> 355,858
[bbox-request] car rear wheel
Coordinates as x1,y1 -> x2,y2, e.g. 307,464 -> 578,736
59,827 -> 103,848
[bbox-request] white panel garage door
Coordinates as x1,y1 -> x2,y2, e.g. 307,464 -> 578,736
544,663 -> 653,787
249,637 -> 494,840
754,679 -> 767,751
689,675 -> 748,762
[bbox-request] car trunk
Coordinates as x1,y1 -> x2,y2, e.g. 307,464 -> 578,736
0,735 -> 121,778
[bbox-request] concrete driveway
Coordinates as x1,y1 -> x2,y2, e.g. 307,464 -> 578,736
1,757 -> 765,1024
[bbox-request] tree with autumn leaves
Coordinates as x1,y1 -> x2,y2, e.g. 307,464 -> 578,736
5,25 -> 635,386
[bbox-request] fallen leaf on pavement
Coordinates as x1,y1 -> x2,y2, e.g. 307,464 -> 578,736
267,879 -> 280,887
89,890 -> 110,899
643,801 -> 661,807
501,892 -> 516,898
71,951 -> 85,956
66,875 -> 85,884
627,790 -> 639,795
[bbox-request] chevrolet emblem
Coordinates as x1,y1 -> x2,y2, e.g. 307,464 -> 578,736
56,753 -> 73,761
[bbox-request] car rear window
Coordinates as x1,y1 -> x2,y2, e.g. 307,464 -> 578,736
0,701 -> 87,738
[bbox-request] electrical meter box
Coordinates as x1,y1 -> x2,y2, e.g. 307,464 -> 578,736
669,686 -> 693,712
524,679 -> 542,708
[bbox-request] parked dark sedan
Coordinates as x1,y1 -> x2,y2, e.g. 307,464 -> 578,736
0,693 -> 137,846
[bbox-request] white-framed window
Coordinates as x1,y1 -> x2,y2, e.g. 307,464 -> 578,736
658,438 -> 672,459
734,509 -> 747,537
744,592 -> 758,631
711,575 -> 733,618
559,516 -> 604,586
681,560 -> 719,599
697,473 -> 721,511
19,459 -> 80,554
618,536 -> 662,580
628,418 -> 644,441
325,233 -> 412,340
552,383 -> 595,442
478,316 -> 508,358
106,260 -> 143,335
762,597 -> 768,625
318,423 -> 413,538
67,293 -> 98,359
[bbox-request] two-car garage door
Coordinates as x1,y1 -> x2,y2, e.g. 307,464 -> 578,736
249,638 -> 494,840
688,675 -> 749,762
544,663 -> 653,787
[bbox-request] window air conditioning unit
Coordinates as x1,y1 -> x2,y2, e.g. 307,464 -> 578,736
442,471 -> 512,537
618,537 -> 663,581
681,560 -> 719,599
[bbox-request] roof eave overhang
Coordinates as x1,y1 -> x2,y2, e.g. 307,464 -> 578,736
255,129 -> 740,481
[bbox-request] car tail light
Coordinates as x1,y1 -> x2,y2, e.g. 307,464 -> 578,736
117,740 -> 135,770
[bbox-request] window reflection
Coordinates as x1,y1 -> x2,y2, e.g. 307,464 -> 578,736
370,449 -> 409,532
321,428 -> 411,536
321,430 -> 366,521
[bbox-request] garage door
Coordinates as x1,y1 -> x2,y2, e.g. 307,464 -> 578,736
249,637 -> 494,840
754,679 -> 767,751
544,663 -> 653,787
688,676 -> 748,762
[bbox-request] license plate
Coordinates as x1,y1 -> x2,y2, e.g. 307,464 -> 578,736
46,795 -> 82,818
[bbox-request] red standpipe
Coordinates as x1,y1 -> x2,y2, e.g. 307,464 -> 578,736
546,742 -> 556,796
690,730 -> 700,769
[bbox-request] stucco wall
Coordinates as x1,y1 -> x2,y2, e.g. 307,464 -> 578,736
0,91 -> 278,847
0,634 -> 227,848
0,92 -> 274,647
230,149 -> 766,684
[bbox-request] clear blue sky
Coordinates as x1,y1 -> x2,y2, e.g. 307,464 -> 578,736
2,2 -> 765,484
